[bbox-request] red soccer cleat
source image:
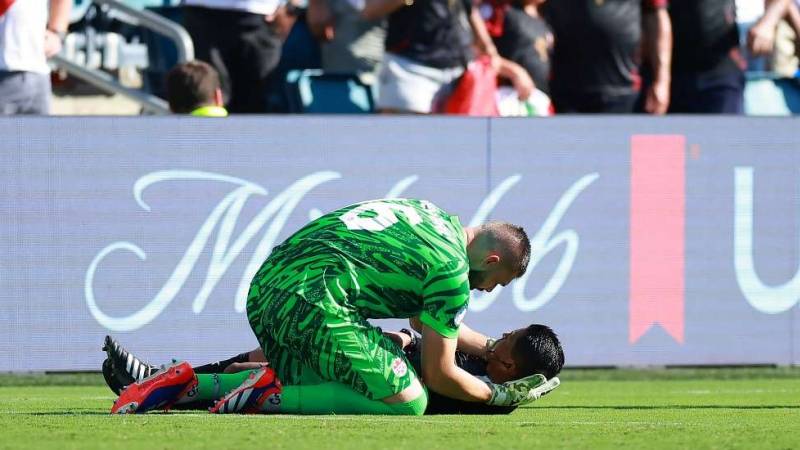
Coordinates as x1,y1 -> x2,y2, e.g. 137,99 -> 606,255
209,366 -> 282,414
111,361 -> 197,414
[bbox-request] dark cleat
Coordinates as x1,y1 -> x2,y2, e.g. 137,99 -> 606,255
102,335 -> 160,395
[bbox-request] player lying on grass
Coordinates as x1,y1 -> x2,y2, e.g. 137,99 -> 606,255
110,199 -> 560,414
102,322 -> 564,414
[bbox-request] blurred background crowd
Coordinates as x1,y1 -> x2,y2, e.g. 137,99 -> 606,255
2,0 -> 799,116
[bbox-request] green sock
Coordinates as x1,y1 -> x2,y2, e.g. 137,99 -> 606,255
274,382 -> 428,415
175,371 -> 254,405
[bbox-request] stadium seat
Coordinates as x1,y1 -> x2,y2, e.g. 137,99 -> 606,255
744,75 -> 800,115
284,70 -> 375,114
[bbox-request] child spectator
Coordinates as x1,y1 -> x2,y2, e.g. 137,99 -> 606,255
165,61 -> 228,116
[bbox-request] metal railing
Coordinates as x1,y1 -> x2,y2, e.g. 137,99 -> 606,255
50,54 -> 171,114
52,0 -> 194,114
92,0 -> 193,64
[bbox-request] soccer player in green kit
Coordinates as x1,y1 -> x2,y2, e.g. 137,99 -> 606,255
112,199 -> 560,415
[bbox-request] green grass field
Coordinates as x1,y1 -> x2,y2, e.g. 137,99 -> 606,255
1,368 -> 799,450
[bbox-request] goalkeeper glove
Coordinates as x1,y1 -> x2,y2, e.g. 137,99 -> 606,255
486,374 -> 561,407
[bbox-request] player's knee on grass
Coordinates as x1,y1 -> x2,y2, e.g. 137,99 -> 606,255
381,379 -> 427,416
390,391 -> 428,415
384,388 -> 428,416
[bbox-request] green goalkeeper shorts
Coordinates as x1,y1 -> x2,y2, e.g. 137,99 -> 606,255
246,284 -> 417,400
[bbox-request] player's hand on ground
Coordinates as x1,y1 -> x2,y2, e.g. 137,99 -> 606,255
486,374 -> 561,406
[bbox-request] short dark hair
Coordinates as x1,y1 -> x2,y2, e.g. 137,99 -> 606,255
165,60 -> 220,113
511,324 -> 564,379
481,222 -> 531,277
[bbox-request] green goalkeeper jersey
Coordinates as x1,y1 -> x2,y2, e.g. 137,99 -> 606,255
249,198 -> 470,338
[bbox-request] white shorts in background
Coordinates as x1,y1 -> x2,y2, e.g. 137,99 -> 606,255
376,52 -> 463,113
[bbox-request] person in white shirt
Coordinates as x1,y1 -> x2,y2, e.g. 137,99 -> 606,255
0,0 -> 70,114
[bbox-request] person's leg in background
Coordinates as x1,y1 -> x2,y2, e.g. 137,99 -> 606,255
599,92 -> 638,113
669,67 -> 744,114
183,6 -> 281,113
553,90 -> 637,114
667,71 -> 698,113
182,6 -> 231,104
0,71 -> 51,115
694,70 -> 745,114
224,12 -> 281,113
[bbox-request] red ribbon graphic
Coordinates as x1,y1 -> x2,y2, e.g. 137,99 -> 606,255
629,135 -> 686,344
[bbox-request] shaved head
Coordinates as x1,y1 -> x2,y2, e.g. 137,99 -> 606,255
476,221 -> 531,277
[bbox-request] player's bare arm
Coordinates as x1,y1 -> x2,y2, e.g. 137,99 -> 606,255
421,325 -> 493,402
411,317 -> 493,359
455,322 -> 493,359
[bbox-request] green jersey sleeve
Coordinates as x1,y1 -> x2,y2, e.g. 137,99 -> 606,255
419,259 -> 470,339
